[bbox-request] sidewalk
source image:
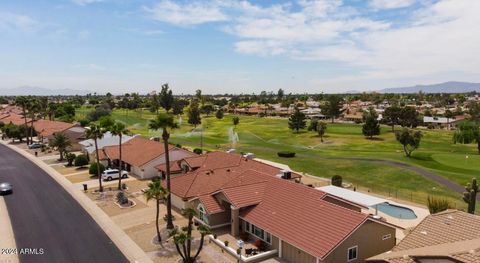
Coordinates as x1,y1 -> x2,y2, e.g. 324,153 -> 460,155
0,196 -> 19,263
1,140 -> 153,263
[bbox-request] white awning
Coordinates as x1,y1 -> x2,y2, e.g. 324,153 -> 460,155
317,185 -> 387,207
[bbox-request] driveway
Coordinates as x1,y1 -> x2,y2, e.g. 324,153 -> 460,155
0,144 -> 129,263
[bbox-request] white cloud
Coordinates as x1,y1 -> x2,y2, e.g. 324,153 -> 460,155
0,12 -> 39,32
72,0 -> 102,6
369,0 -> 416,10
144,0 -> 228,26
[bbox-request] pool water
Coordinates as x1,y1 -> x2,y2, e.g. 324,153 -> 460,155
376,202 -> 417,219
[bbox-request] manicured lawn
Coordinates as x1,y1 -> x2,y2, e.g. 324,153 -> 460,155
77,108 -> 480,210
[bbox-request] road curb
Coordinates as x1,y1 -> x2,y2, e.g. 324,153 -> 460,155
1,141 -> 153,263
0,196 -> 19,263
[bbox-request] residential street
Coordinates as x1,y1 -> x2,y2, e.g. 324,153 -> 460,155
0,144 -> 129,263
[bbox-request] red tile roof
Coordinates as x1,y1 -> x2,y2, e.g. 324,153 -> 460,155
155,160 -> 182,173
0,113 -> 31,126
198,195 -> 225,214
240,178 -> 369,260
33,119 -> 75,137
221,181 -> 266,208
103,136 -> 175,167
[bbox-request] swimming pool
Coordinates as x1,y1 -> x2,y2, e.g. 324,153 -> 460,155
376,202 -> 417,219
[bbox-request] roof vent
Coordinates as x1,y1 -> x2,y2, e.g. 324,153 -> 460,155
280,170 -> 292,179
420,231 -> 427,235
243,153 -> 255,160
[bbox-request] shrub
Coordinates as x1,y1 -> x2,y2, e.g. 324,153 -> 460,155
277,151 -> 295,158
116,192 -> 129,205
175,143 -> 182,148
331,175 -> 343,187
224,240 -> 229,247
65,153 -> 76,166
89,162 -> 105,175
427,196 -> 451,214
74,154 -> 89,167
193,148 -> 203,154
78,119 -> 90,127
163,214 -> 176,222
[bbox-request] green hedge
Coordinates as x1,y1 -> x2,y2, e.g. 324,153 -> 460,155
277,151 -> 296,158
89,162 -> 105,175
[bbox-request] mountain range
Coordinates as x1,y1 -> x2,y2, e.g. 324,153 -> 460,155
0,86 -> 92,96
378,81 -> 480,94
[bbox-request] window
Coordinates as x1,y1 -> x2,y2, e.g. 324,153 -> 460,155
348,246 -> 358,261
382,234 -> 391,240
254,226 -> 264,238
245,222 -> 250,233
265,232 -> 271,244
197,204 -> 209,225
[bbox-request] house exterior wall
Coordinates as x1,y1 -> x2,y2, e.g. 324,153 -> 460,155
209,210 -> 230,227
281,240 -> 317,263
133,149 -> 194,179
171,194 -> 187,210
322,220 -> 396,263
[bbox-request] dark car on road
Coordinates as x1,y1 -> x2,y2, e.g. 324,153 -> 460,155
28,143 -> 43,149
0,182 -> 13,195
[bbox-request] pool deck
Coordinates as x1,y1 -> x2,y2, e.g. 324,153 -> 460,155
365,200 -> 429,241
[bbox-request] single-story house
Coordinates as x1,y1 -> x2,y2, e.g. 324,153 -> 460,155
100,136 -> 194,179
368,210 -> 480,263
33,119 -> 86,151
423,116 -> 465,129
79,131 -> 134,161
0,113 -> 32,126
167,151 -> 397,263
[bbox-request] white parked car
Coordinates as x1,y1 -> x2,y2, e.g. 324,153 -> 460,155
101,169 -> 128,181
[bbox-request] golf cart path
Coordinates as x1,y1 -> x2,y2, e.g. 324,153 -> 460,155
323,156 -> 479,201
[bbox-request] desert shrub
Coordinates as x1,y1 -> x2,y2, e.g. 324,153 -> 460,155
74,154 -> 89,167
193,148 -> 203,154
89,162 -> 105,175
331,175 -> 343,187
65,153 -> 76,166
116,192 -> 129,205
427,196 -> 451,214
277,151 -> 295,158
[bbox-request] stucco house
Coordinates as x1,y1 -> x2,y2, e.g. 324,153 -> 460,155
33,119 -> 86,151
167,151 -> 397,263
100,136 -> 194,179
79,131 -> 134,161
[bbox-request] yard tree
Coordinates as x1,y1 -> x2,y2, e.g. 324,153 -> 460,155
444,109 -> 454,130
169,208 -> 212,263
86,124 -> 106,192
321,95 -> 344,123
27,98 -> 39,144
159,83 -> 174,113
215,109 -> 224,119
288,107 -> 306,133
200,104 -> 214,116
331,175 -> 342,187
149,113 -> 178,230
383,106 -> 401,132
395,128 -> 422,157
463,178 -> 478,214
468,101 -> 480,122
277,88 -> 284,101
110,122 -> 129,190
399,106 -> 419,128
308,118 -> 319,131
187,100 -> 201,127
65,152 -> 76,166
149,93 -> 160,113
144,178 -> 168,243
172,99 -> 185,116
317,121 -> 327,142
99,116 -> 114,129
49,133 -> 71,161
362,108 -> 380,139
453,121 -> 480,154
232,116 -> 240,128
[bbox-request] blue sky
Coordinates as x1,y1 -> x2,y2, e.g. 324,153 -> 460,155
1,0 -> 479,94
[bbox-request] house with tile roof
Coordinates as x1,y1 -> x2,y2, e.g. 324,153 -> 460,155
100,136 -> 194,179
166,151 -> 397,263
33,119 -> 86,150
79,131 -> 134,161
367,210 -> 480,263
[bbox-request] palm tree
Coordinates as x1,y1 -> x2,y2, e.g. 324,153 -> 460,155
169,208 -> 212,263
149,113 -> 177,230
86,124 -> 106,192
27,98 -> 39,144
109,122 -> 129,190
144,178 -> 168,244
49,133 -> 71,161
15,96 -> 31,144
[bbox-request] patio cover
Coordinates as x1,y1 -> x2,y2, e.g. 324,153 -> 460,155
317,185 -> 387,207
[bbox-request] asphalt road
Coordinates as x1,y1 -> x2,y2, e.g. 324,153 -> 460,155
0,144 -> 129,263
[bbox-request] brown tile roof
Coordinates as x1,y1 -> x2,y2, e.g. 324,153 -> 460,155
33,119 -> 75,137
198,195 -> 225,214
103,136 -> 175,167
221,181 -> 266,208
394,210 -> 480,251
240,178 -> 369,260
155,160 -> 182,173
0,113 -> 32,126
368,210 -> 480,263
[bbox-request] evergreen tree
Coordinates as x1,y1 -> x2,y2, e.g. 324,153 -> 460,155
215,109 -> 224,119
321,95 -> 344,123
288,107 -> 306,133
187,100 -> 201,127
383,106 -> 401,132
362,108 -> 380,139
159,83 -> 174,113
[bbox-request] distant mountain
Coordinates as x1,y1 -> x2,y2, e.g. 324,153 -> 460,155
379,81 -> 480,94
0,86 -> 92,96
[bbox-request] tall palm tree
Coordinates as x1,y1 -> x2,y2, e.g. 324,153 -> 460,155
86,124 -> 106,192
27,98 -> 39,144
49,133 -> 71,161
149,113 -> 177,230
15,96 -> 31,144
109,122 -> 129,190
144,178 -> 168,244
